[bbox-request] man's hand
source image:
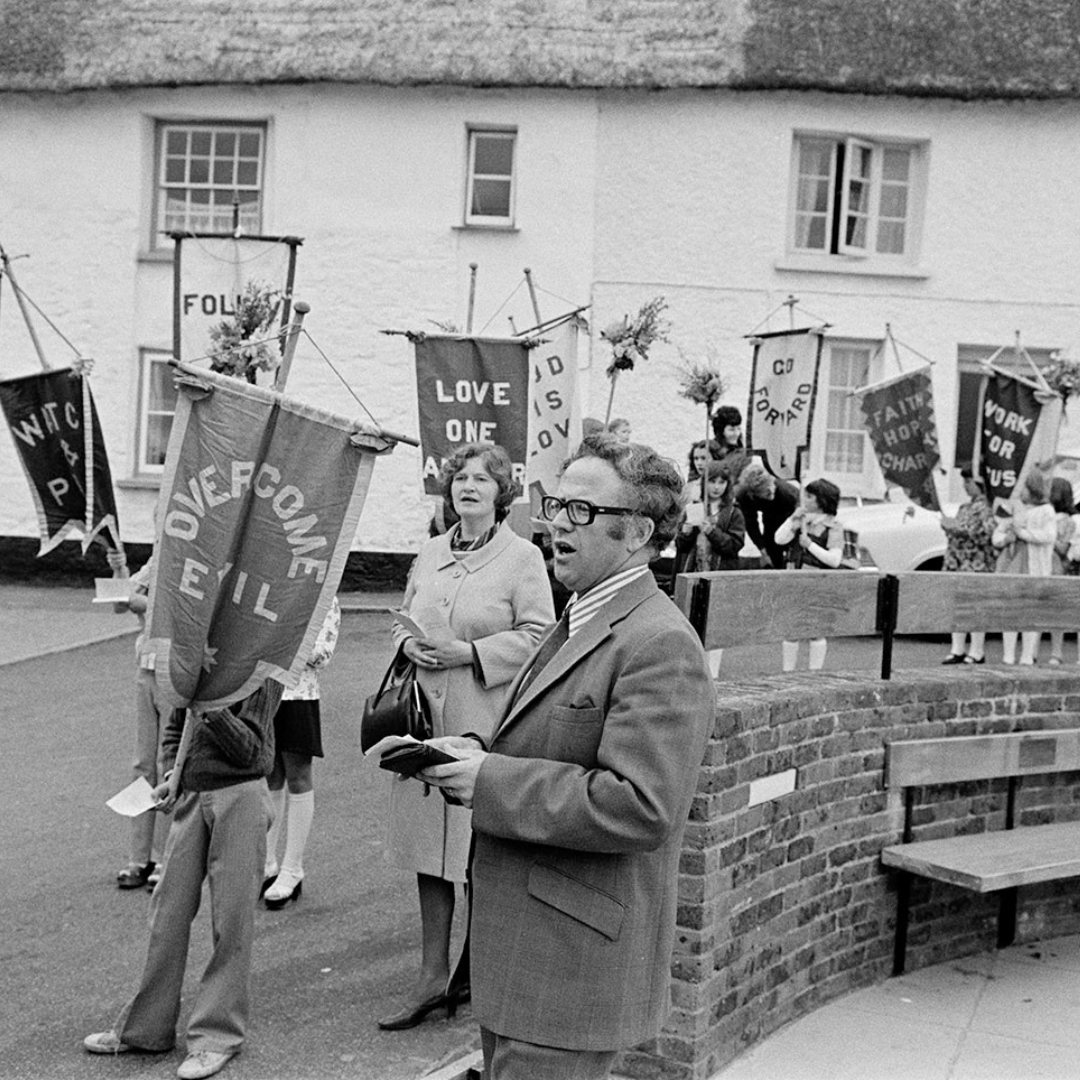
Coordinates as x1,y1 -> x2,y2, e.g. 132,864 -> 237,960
151,781 -> 177,814
419,736 -> 487,808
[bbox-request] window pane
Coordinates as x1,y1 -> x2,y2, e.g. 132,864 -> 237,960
882,148 -> 910,181
155,124 -> 265,243
876,220 -> 906,254
147,360 -> 177,410
474,134 -> 514,176
145,415 -> 172,467
824,346 -> 871,473
794,139 -> 834,251
470,177 -> 511,218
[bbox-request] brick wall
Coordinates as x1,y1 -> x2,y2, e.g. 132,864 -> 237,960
617,669 -> 1080,1080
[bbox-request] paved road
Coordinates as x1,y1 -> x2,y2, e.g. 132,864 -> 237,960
0,590 -> 1040,1080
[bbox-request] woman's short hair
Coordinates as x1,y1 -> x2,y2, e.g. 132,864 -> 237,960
567,434 -> 684,553
1050,475 -> 1075,514
439,442 -> 520,519
1023,468 -> 1050,505
734,457 -> 773,500
712,405 -> 744,444
804,477 -> 841,517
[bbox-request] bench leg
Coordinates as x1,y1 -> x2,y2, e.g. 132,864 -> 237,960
998,888 -> 1018,949
893,872 -> 912,976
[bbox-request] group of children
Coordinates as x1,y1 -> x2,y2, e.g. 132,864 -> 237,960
944,467 -> 1080,667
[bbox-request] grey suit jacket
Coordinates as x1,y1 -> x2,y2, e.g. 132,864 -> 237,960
469,571 -> 715,1051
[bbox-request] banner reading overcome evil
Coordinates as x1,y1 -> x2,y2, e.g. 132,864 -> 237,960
146,364 -> 389,711
746,328 -> 823,480
0,367 -> 121,554
857,368 -> 941,510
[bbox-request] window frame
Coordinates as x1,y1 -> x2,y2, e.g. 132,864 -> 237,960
152,121 -> 267,249
788,132 -> 924,268
810,337 -> 886,497
136,349 -> 178,476
464,126 -> 517,228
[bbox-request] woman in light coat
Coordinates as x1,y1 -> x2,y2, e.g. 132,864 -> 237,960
379,442 -> 554,1031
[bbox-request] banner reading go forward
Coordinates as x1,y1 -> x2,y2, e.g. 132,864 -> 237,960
146,363 -> 390,710
746,328 -> 824,481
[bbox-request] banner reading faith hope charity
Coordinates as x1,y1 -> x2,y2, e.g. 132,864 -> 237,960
974,371 -> 1044,505
0,367 -> 121,554
746,328 -> 824,480
414,336 -> 529,494
857,368 -> 941,510
526,317 -> 580,510
146,364 -> 387,711
173,234 -> 300,363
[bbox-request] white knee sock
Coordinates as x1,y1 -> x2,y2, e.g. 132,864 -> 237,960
808,638 -> 827,671
281,789 -> 315,878
782,641 -> 799,672
265,785 -> 287,875
1001,631 -> 1018,664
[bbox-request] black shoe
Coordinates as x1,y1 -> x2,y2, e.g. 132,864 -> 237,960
941,654 -> 966,665
116,862 -> 154,890
962,655 -> 985,665
264,878 -> 302,910
260,873 -> 278,897
377,992 -> 458,1031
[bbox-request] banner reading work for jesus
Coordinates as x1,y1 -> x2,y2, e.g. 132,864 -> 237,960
526,318 -> 580,509
414,336 -> 529,494
746,328 -> 824,480
173,234 -> 300,363
0,367 -> 121,554
975,371 -> 1043,505
857,368 -> 941,510
146,364 -> 387,710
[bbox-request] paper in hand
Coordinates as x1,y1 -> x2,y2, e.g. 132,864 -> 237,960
93,577 -> 133,604
106,776 -> 157,817
389,609 -> 427,638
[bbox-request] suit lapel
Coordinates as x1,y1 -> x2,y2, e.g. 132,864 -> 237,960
494,572 -> 659,738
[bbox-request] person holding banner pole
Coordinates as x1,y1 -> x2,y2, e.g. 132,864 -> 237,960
939,468 -> 995,665
379,442 -> 553,1031
84,680 -> 284,1080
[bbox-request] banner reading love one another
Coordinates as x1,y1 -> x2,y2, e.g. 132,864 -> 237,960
146,363 -> 390,711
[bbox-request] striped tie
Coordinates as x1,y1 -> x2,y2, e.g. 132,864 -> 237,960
516,605 -> 571,697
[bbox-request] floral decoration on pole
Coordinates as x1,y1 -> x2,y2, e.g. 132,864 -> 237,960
678,353 -> 728,500
600,296 -> 669,426
208,281 -> 282,383
1044,353 -> 1080,401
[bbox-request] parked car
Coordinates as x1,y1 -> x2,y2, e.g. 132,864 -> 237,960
837,499 -> 956,573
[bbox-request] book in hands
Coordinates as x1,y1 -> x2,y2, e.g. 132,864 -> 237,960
378,741 -> 461,777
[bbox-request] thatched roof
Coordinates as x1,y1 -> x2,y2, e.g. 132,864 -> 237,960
3,0 -> 1080,99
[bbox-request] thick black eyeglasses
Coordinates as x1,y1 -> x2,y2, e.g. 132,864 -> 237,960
540,496 -> 637,527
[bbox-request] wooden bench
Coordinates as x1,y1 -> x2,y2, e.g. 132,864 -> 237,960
675,570 -> 1080,678
881,730 -> 1080,974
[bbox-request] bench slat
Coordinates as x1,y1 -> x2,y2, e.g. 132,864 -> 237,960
892,572 -> 1080,634
886,731 -> 1080,788
881,820 -> 1080,892
675,570 -> 881,650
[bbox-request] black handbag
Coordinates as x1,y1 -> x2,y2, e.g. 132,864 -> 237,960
360,644 -> 432,753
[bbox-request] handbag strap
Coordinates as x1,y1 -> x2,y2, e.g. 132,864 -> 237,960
377,641 -> 411,696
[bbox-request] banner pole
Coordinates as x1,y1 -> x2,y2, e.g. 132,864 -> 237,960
273,301 -> 309,392
0,242 -> 51,371
466,263 -> 478,334
524,267 -> 543,325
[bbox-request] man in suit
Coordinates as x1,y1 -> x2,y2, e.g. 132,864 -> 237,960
423,435 -> 715,1080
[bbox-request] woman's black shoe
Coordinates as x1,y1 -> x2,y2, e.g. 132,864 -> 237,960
260,873 -> 278,897
377,992 -> 458,1031
264,878 -> 302,910
941,654 -> 966,665
116,862 -> 155,889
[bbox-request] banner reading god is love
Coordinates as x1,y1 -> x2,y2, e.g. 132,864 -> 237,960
414,336 -> 529,494
857,368 -> 941,510
526,317 -> 580,510
746,327 -> 824,480
146,363 -> 389,711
